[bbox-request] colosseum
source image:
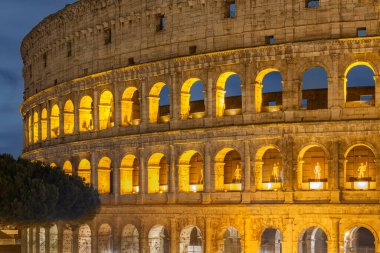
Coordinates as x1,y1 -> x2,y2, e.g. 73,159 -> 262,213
18,0 -> 380,252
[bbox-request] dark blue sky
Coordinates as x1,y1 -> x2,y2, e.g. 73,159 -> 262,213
0,1 -> 374,158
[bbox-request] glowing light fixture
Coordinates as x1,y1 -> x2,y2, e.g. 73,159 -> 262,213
133,186 -> 140,193
310,182 -> 324,190
354,181 -> 368,190
190,185 -> 198,193
264,182 -> 273,190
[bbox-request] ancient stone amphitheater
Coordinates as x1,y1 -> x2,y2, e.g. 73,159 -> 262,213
19,0 -> 380,252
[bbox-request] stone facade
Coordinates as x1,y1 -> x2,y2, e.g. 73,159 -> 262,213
20,0 -> 380,252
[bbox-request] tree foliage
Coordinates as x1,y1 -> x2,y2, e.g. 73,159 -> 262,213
0,154 -> 100,226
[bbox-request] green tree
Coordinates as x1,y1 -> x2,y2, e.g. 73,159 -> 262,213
0,154 -> 100,226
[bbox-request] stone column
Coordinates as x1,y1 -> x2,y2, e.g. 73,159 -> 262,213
329,218 -> 340,253
168,145 -> 177,203
59,101 -> 64,138
215,89 -> 226,117
57,225 -> 63,253
112,151 -> 121,204
244,140 -> 251,192
178,164 -> 190,192
204,145 -> 212,193
254,161 -> 264,191
139,79 -> 148,130
281,218 -> 294,253
90,152 -> 98,190
214,162 -> 225,192
170,74 -> 180,121
205,218 -> 212,253
253,82 -> 263,113
244,218 -> 257,252
297,160 -> 304,190
148,96 -> 159,123
93,90 -> 99,131
73,92 -> 80,135
339,159 -> 347,190
37,106 -> 42,143
140,223 -> 148,253
170,218 -> 178,253
374,75 -> 380,108
72,226 -> 79,253
206,69 -> 214,119
113,82 -> 121,127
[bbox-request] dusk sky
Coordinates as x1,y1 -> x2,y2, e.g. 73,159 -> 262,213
0,1 -> 373,158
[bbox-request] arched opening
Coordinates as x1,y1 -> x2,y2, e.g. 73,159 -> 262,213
33,111 -> 39,143
261,228 -> 283,253
121,87 -> 140,126
78,159 -> 91,184
78,225 -> 91,253
181,78 -> 205,120
344,227 -> 375,253
50,163 -> 57,168
64,100 -> 74,135
149,82 -> 170,124
50,104 -> 60,139
255,146 -> 283,190
79,96 -> 94,132
179,226 -> 202,253
39,227 -> 45,253
98,224 -> 112,253
49,225 -> 58,253
216,72 -> 242,117
298,227 -> 327,253
345,63 -> 376,107
298,146 -> 328,190
28,114 -> 32,144
345,145 -> 376,190
255,69 -> 283,113
62,226 -> 73,253
301,67 -> 328,110
120,155 -> 139,194
121,224 -> 139,253
148,225 -> 170,253
214,148 -> 242,192
221,227 -> 242,253
147,153 -> 169,193
62,160 -> 73,176
98,157 -> 112,194
178,151 -> 204,192
41,108 -> 47,141
99,90 -> 114,130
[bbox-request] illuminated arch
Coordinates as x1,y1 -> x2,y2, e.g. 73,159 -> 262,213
214,148 -> 242,192
344,61 -> 376,107
64,100 -> 74,135
78,159 -> 91,184
50,104 -> 60,139
260,227 -> 283,253
98,157 -> 112,194
344,144 -> 376,190
344,226 -> 376,253
147,153 -> 169,193
33,111 -> 39,143
121,87 -> 140,126
217,226 -> 242,253
254,145 -> 283,190
98,224 -> 112,252
78,224 -> 91,253
79,96 -> 93,132
178,150 -> 204,192
179,226 -> 202,253
62,160 -> 73,175
298,227 -> 327,253
215,72 -> 242,117
41,108 -> 48,141
149,82 -> 170,124
255,68 -> 283,113
301,67 -> 328,110
120,154 -> 139,194
28,114 -> 32,144
39,227 -> 45,253
99,90 -> 114,130
49,225 -> 58,253
148,225 -> 170,253
121,224 -> 139,253
180,78 -> 205,120
297,144 -> 328,190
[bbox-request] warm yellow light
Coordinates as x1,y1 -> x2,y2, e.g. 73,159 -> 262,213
133,186 -> 140,193
354,181 -> 368,190
264,182 -> 273,190
310,182 -> 324,190
159,185 -> 168,192
224,183 -> 242,191
189,184 -> 203,193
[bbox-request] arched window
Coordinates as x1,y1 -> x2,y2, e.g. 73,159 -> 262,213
298,146 -> 328,190
121,87 -> 140,126
39,227 -> 46,253
62,226 -> 73,253
78,159 -> 91,184
214,148 -> 242,192
50,104 -> 60,139
98,224 -> 112,253
178,151 -> 204,192
62,160 -> 73,176
221,227 -> 242,253
121,224 -> 139,253
298,227 -> 327,253
120,155 -> 139,194
344,227 -> 375,253
79,96 -> 94,132
301,67 -> 328,110
179,226 -> 202,253
255,146 -> 283,191
33,111 -> 39,143
78,225 -> 91,253
255,69 -> 283,113
216,72 -> 242,117
49,225 -> 58,253
147,153 -> 169,193
181,78 -> 205,120
99,90 -> 114,130
261,228 -> 282,253
345,63 -> 375,107
41,108 -> 48,141
149,82 -> 170,124
64,100 -> 74,135
344,145 -> 376,190
98,157 -> 112,194
148,225 -> 170,253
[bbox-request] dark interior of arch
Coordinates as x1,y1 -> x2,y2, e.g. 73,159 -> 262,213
189,227 -> 202,246
261,228 -> 282,253
346,65 -> 375,105
225,74 -> 242,110
302,67 -> 328,110
262,72 -> 283,107
189,80 -> 205,113
353,227 -> 375,251
159,85 -> 170,116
